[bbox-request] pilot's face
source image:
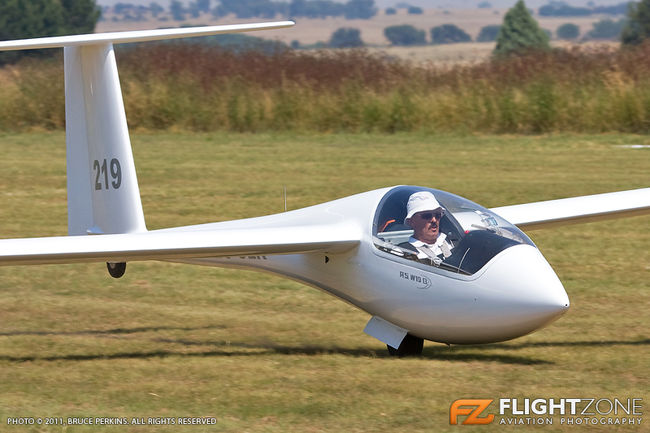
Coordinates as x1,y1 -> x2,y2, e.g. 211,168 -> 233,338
408,209 -> 442,244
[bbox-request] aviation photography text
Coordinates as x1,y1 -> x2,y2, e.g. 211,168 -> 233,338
450,397 -> 643,427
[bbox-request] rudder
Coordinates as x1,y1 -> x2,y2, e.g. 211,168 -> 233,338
64,44 -> 146,235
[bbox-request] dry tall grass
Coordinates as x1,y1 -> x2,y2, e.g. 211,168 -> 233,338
2,43 -> 650,133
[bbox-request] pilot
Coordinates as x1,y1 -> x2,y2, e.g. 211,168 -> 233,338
399,191 -> 453,265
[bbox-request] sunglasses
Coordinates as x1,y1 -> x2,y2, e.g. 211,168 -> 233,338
418,211 -> 444,220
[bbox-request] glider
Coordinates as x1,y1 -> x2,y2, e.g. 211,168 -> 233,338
0,21 -> 648,356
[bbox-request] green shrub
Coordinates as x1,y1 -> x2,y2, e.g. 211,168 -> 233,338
329,28 -> 364,48
384,25 -> 426,46
557,23 -> 580,39
430,24 -> 472,44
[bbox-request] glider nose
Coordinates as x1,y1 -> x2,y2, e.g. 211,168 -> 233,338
480,244 -> 570,338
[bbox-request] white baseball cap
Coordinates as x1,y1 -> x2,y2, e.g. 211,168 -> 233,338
405,191 -> 443,222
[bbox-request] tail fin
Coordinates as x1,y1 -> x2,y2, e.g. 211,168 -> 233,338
0,21 -> 295,236
65,44 -> 146,235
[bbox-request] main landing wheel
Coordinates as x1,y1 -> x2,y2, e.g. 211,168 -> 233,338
387,334 -> 424,357
107,262 -> 127,278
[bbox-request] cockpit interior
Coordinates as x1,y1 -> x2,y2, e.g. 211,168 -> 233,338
373,186 -> 535,275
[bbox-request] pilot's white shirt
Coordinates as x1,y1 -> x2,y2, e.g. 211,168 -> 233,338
408,233 -> 453,262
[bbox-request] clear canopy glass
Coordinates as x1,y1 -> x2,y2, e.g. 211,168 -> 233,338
373,186 -> 535,275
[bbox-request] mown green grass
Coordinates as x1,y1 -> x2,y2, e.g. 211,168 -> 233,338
0,132 -> 648,432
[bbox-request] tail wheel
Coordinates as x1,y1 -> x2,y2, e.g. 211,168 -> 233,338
107,262 -> 126,278
387,334 -> 424,357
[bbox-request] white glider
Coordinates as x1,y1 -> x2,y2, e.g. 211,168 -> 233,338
0,22 -> 648,356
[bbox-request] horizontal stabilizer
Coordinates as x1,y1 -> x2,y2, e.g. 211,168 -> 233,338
491,188 -> 650,230
0,21 -> 294,51
0,223 -> 359,266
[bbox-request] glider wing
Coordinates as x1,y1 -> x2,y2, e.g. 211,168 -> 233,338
0,224 -> 360,266
0,21 -> 295,51
491,188 -> 650,230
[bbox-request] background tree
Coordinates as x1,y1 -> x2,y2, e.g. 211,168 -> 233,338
407,6 -> 423,15
0,0 -> 99,64
329,27 -> 363,48
538,2 -> 591,17
494,0 -> 550,56
61,0 -> 101,34
477,24 -> 501,42
592,2 -> 632,16
188,1 -> 201,18
384,24 -> 426,46
430,24 -> 471,44
196,0 -> 211,13
170,0 -> 186,20
149,2 -> 164,17
344,0 -> 377,19
622,0 -> 650,45
385,7 -> 396,15
0,0 -> 64,38
211,0 -> 376,20
585,18 -> 626,40
556,22 -> 580,39
287,0 -> 344,19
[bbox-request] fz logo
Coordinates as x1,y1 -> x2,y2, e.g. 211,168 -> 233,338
450,399 -> 495,425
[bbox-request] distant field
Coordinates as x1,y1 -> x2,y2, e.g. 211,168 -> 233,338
366,40 -> 618,65
97,7 -> 621,54
0,132 -> 647,432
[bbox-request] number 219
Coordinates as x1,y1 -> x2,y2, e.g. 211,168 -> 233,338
93,158 -> 122,190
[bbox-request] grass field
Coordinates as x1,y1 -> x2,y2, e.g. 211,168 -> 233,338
0,132 -> 648,432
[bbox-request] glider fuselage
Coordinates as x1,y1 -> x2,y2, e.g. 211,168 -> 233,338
169,187 -> 570,345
